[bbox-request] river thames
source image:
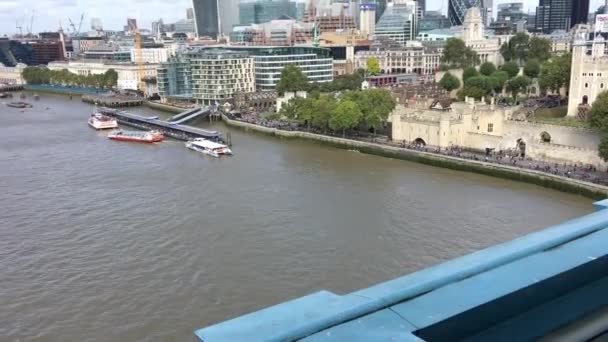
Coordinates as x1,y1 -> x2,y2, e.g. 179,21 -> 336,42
0,94 -> 592,341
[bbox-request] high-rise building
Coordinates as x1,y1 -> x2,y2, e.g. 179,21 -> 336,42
496,2 -> 524,23
239,0 -> 298,26
192,0 -> 239,39
360,2 -> 376,36
192,0 -> 219,39
448,0 -> 485,26
419,11 -> 451,31
219,0 -> 240,36
536,0 -> 589,33
572,0 -> 590,27
375,0 -> 388,23
375,0 -> 418,45
186,8 -> 194,20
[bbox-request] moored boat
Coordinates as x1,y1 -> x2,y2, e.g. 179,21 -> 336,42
7,101 -> 32,108
108,130 -> 164,143
88,113 -> 118,130
185,138 -> 232,158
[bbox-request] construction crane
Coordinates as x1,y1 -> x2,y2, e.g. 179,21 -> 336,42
27,10 -> 35,35
133,24 -> 146,95
67,13 -> 85,37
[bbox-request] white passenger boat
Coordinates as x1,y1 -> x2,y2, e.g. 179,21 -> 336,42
88,113 -> 118,130
185,138 -> 232,158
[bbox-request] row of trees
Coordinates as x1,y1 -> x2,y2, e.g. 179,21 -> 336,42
439,51 -> 571,101
22,67 -> 118,89
279,88 -> 396,137
500,33 -> 552,65
276,65 -> 364,95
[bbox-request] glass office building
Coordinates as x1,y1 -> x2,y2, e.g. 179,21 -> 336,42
229,46 -> 334,91
239,0 -> 298,26
375,1 -> 418,45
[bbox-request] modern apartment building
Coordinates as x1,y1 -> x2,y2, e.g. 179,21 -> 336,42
230,46 -> 334,91
158,49 -> 255,104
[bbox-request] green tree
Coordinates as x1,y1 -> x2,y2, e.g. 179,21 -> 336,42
500,32 -> 529,63
330,100 -> 362,137
276,65 -> 309,95
479,62 -> 496,76
104,69 -> 119,88
523,59 -> 541,78
366,57 -> 381,76
360,88 -> 396,135
462,66 -> 478,83
311,95 -> 338,132
460,85 -> 488,100
599,135 -> 608,162
439,72 -> 461,92
507,75 -> 531,99
501,61 -> 520,78
465,76 -> 493,95
528,37 -> 552,62
588,92 -> 608,161
489,71 -> 509,94
538,53 -> 571,98
441,38 -> 479,68
589,91 -> 608,131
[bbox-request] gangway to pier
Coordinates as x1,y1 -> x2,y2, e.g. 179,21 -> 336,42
169,107 -> 211,125
98,107 -> 222,142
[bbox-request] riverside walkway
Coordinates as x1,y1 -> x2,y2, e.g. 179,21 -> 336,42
98,107 -> 222,141
195,200 -> 608,341
232,114 -> 608,186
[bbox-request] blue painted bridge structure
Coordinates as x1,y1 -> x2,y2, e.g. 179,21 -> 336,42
195,200 -> 608,342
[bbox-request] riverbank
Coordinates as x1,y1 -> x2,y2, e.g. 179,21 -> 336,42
24,84 -> 106,96
221,114 -> 608,199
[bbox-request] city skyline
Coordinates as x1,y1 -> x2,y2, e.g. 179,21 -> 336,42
0,0 -> 605,35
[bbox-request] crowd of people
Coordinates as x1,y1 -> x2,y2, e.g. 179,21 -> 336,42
231,113 -> 608,186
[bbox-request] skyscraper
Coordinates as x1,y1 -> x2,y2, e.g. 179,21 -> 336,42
192,0 -> 219,39
192,0 -> 239,39
448,0 -> 485,26
571,0 -> 590,27
186,8 -> 194,20
536,0 -> 589,33
360,2 -> 376,36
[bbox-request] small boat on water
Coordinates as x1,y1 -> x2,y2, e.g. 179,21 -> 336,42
88,113 -> 118,130
7,101 -> 33,108
185,138 -> 232,158
108,130 -> 164,143
0,92 -> 12,98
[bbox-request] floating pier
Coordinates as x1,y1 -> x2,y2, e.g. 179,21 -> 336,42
98,107 -> 223,141
0,84 -> 24,92
82,95 -> 143,107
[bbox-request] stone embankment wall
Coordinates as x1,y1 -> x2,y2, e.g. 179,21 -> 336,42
222,114 -> 608,199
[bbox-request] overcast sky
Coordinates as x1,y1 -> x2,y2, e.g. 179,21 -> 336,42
0,0 -> 605,36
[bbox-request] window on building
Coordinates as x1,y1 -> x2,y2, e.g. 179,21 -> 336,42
583,73 -> 587,76
585,83 -> 589,88
602,83 -> 605,89
590,73 -> 594,76
488,123 -> 494,133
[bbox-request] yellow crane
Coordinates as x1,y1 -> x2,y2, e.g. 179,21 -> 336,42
133,27 -> 145,95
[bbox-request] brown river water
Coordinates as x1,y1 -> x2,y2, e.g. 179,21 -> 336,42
0,94 -> 592,341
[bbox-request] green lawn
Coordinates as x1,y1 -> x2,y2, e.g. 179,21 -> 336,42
529,106 -> 590,128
